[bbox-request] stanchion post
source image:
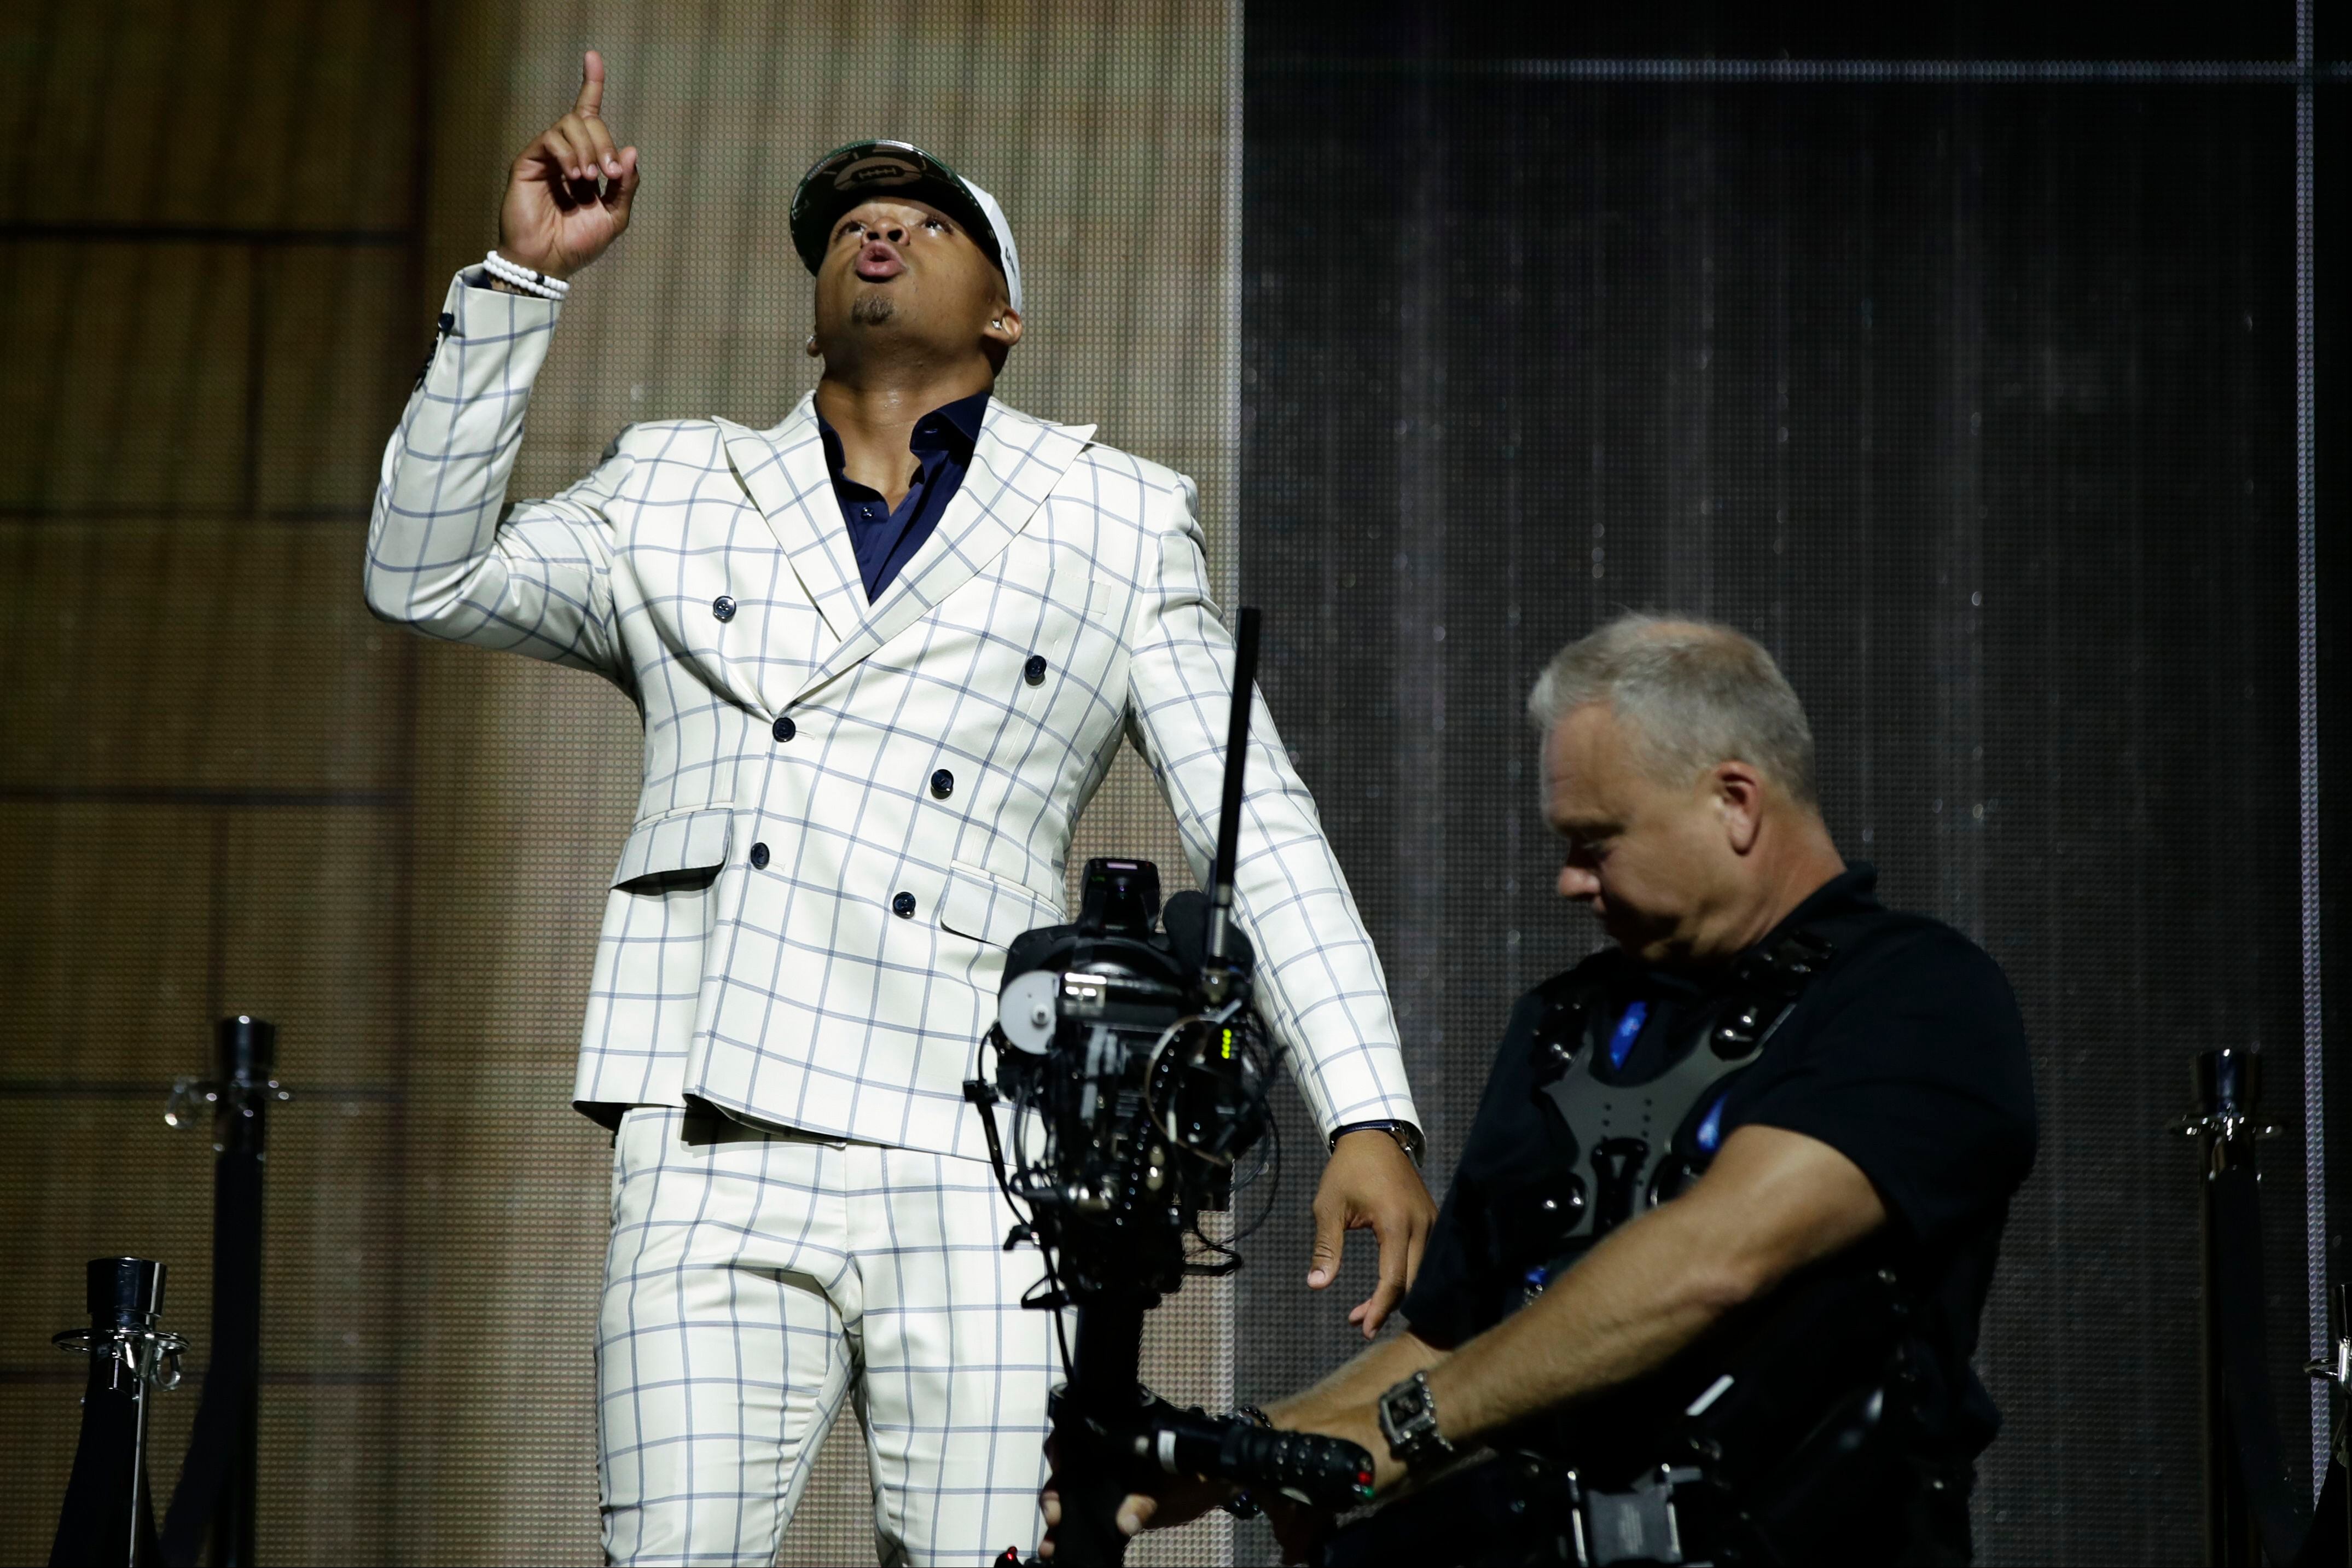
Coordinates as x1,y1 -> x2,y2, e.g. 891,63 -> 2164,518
160,1017 -> 284,1568
47,1257 -> 185,1567
2178,1046 -> 2275,1568
208,1015 -> 271,1568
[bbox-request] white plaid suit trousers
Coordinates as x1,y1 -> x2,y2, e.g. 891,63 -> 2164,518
600,1108 -> 1056,1567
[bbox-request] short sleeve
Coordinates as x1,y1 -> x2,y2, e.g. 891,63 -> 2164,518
1725,926 -> 2037,1251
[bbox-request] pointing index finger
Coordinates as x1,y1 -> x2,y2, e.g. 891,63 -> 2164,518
574,49 -> 606,118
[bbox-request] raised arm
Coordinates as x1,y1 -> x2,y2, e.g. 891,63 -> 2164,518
363,51 -> 642,674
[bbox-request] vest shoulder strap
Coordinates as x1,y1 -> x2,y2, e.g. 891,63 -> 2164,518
1528,926 -> 1841,1252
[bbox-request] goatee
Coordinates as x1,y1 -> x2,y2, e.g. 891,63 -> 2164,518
850,295 -> 897,326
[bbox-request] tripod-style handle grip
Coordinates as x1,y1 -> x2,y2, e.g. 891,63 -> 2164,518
1151,1408 -> 1378,1511
1218,1422 -> 1377,1509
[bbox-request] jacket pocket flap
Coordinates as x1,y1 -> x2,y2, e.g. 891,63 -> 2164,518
612,808 -> 733,888
938,863 -> 1063,949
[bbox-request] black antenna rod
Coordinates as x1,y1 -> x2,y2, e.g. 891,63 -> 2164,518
1206,607 -> 1260,963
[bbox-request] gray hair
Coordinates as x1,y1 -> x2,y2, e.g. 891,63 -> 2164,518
1526,613 -> 1818,805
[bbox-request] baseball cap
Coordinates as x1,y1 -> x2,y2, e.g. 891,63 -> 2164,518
789,140 -> 1023,313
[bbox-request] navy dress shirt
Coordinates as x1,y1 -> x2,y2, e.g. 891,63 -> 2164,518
817,390 -> 990,602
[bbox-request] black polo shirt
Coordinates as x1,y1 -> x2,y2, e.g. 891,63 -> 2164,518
1401,864 -> 2038,1467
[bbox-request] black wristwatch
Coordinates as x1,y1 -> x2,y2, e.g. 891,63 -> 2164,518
1375,1370 -> 1455,1468
1330,1119 -> 1426,1166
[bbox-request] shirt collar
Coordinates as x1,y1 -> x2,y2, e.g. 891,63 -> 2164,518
1629,862 -> 1879,996
816,390 -> 991,477
922,389 -> 991,453
1767,862 -> 1880,932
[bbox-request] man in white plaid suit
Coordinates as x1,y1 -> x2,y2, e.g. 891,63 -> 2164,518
366,54 -> 1433,1565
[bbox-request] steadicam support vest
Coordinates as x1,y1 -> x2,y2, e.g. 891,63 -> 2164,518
1517,927 -> 1836,1294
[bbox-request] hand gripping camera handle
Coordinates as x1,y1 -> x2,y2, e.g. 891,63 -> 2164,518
1152,1410 -> 1378,1511
1217,1421 -> 1378,1510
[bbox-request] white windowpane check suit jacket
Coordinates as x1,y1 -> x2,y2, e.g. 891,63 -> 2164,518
367,272 -> 1420,1163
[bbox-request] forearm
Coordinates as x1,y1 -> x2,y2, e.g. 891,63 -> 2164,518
1420,1123 -> 1888,1447
366,272 -> 625,670
1262,1128 -> 1884,1499
1422,1200 -> 1745,1444
1268,1331 -> 1445,1432
1212,685 -> 1412,1135
367,274 -> 557,619
1124,514 -> 1416,1135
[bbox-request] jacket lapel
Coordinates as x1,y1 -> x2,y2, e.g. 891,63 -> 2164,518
715,396 -> 864,643
782,400 -> 1096,709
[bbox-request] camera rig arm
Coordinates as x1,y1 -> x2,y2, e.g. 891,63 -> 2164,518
963,608 -> 1375,1565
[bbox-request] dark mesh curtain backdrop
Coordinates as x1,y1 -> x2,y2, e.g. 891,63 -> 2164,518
1232,8 -> 2336,1567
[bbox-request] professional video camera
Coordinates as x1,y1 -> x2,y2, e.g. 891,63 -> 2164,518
964,608 -> 1375,1567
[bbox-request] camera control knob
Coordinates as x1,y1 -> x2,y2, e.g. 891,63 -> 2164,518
998,969 -> 1060,1055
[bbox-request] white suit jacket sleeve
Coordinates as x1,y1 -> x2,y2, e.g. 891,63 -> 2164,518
363,270 -> 626,677
1123,475 -> 1420,1139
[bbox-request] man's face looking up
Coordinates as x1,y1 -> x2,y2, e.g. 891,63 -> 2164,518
1542,701 -> 1746,969
810,196 -> 1018,364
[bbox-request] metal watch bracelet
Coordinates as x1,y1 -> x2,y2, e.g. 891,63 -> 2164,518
1375,1369 -> 1455,1468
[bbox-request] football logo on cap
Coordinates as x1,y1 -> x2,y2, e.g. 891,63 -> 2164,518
834,154 -> 925,191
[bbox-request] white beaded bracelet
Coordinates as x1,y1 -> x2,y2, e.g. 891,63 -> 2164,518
480,249 -> 570,300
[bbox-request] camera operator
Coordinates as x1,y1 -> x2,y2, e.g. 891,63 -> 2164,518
1048,613 -> 2037,1564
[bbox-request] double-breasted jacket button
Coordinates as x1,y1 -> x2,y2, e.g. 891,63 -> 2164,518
712,595 -> 737,622
773,715 -> 796,743
892,891 -> 917,918
930,769 -> 955,799
748,841 -> 770,870
1024,653 -> 1049,687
